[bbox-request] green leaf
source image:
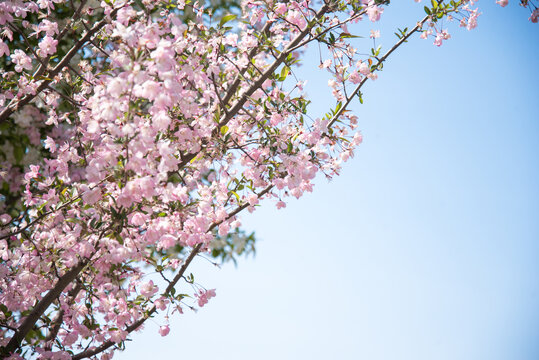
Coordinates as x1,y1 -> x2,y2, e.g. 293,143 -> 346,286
358,91 -> 364,104
339,33 -> 361,39
424,6 -> 431,15
335,101 -> 343,114
279,66 -> 290,82
220,125 -> 229,135
219,14 -> 237,27
230,190 -> 240,203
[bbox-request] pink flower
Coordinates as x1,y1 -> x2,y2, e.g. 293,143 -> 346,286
38,35 -> 58,57
159,234 -> 176,249
39,19 -> 59,36
44,136 -> 57,153
274,3 -> 287,15
247,193 -> 259,206
348,71 -> 362,84
140,280 -> 158,298
366,3 -> 384,22
129,212 -> 146,226
107,77 -> 125,98
24,165 -> 40,181
358,62 -> 370,75
370,29 -> 380,39
158,325 -> 170,337
286,10 -> 307,29
82,186 -> 101,205
496,0 -> 508,7
0,40 -> 9,57
434,34 -> 443,47
0,239 -> 10,261
467,10 -> 480,30
11,50 -> 33,72
196,289 -> 216,307
319,59 -> 332,69
218,222 -> 229,236
154,297 -> 168,311
109,329 -> 128,344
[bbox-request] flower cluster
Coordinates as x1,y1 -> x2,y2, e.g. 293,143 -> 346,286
0,0 -> 532,359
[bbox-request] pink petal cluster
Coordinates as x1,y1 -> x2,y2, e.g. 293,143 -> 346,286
196,289 -> 217,307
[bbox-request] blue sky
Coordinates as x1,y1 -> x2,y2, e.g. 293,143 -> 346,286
117,2 -> 538,359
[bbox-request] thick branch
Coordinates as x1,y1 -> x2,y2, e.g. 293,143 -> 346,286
44,282 -> 83,351
1,262 -> 86,358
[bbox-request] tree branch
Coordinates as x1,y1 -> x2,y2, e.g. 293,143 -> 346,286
328,16 -> 429,128
1,262 -> 87,358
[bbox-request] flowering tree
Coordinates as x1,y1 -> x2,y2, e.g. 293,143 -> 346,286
0,0 -> 536,359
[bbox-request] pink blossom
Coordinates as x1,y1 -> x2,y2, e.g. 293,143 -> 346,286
44,136 -> 56,153
24,165 -> 40,181
319,59 -> 332,69
247,193 -> 259,206
218,222 -> 230,236
159,234 -> 177,249
129,212 -> 146,226
370,29 -> 380,39
275,3 -> 287,15
196,289 -> 216,307
0,240 -> 10,261
467,10 -> 480,30
109,329 -> 128,344
358,62 -> 370,75
0,40 -> 9,57
158,325 -> 170,337
37,19 -> 59,36
82,186 -> 101,205
11,50 -> 33,72
286,10 -> 307,29
140,280 -> 158,298
496,0 -> 508,7
366,3 -> 384,22
38,35 -> 58,57
107,77 -> 125,98
348,71 -> 362,84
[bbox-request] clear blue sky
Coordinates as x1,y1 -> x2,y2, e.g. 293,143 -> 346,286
117,2 -> 538,359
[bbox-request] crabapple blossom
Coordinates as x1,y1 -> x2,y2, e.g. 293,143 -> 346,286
196,289 -> 217,308
158,325 -> 170,337
0,0 -> 534,359
0,40 -> 9,57
37,35 -> 58,57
